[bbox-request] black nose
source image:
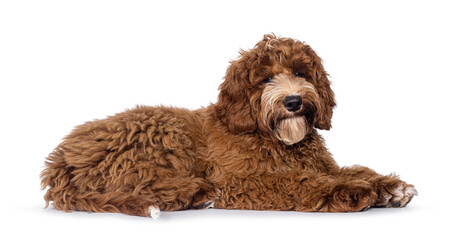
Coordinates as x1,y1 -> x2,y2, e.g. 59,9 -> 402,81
283,95 -> 302,112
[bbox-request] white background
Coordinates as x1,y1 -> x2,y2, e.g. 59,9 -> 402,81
1,0 -> 453,239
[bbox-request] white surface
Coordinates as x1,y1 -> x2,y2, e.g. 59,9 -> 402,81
1,0 -> 453,239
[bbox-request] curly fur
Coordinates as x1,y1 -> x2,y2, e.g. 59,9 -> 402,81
41,34 -> 417,217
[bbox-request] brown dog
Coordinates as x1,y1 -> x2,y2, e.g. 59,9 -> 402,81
41,34 -> 417,218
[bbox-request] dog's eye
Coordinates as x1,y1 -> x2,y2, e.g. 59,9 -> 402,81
262,77 -> 273,84
295,72 -> 306,78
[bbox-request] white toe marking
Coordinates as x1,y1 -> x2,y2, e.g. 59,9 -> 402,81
148,206 -> 160,219
404,186 -> 418,198
393,184 -> 404,199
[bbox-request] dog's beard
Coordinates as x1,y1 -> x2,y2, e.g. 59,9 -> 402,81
275,116 -> 308,145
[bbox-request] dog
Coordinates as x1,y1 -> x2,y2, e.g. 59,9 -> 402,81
41,34 -> 417,218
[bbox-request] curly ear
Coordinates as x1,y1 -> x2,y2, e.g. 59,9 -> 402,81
308,49 -> 336,130
314,71 -> 335,130
215,58 -> 257,134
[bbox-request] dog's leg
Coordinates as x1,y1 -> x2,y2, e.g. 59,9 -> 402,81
213,172 -> 378,212
45,189 -> 162,217
338,166 -> 417,208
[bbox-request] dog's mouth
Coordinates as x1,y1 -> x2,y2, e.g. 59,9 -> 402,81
277,109 -> 315,125
278,115 -> 304,122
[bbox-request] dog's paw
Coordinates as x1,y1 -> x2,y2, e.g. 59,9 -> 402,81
326,180 -> 377,212
389,184 -> 417,208
148,206 -> 161,219
375,181 -> 418,208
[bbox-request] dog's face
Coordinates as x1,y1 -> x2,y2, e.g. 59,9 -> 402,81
215,34 -> 335,145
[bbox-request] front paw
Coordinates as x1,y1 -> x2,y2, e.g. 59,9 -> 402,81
325,180 -> 377,212
374,178 -> 418,208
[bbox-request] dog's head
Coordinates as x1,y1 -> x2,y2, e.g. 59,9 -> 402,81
215,34 -> 335,145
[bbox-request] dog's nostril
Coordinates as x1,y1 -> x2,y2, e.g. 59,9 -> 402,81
283,95 -> 303,112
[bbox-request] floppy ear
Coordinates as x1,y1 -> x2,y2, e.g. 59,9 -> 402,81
314,71 -> 335,130
215,57 -> 257,134
309,49 -> 336,130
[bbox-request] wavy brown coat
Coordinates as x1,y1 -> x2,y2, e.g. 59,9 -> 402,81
41,34 -> 416,217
